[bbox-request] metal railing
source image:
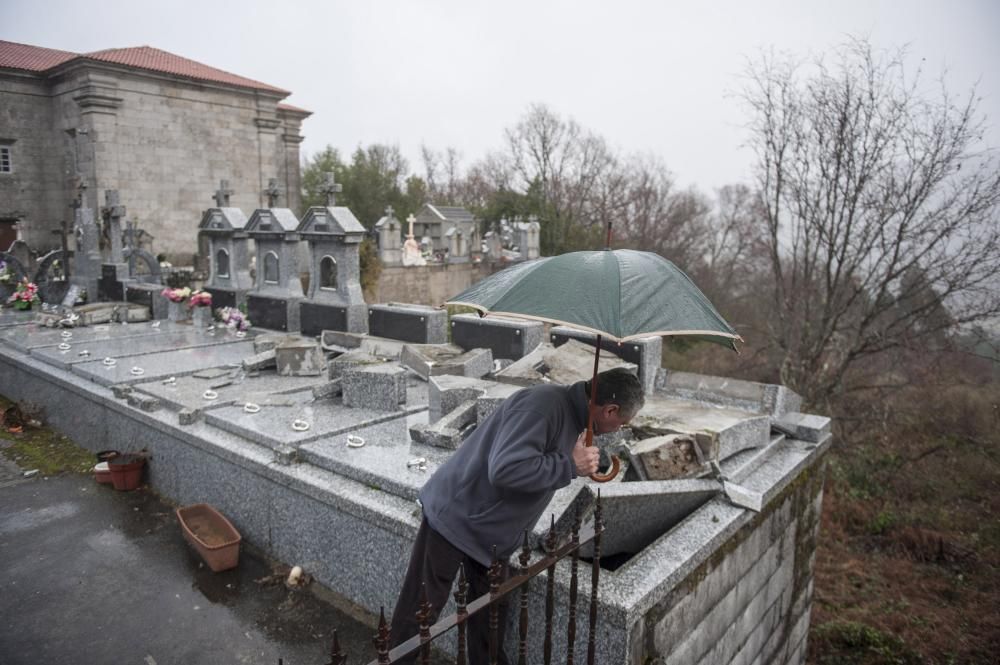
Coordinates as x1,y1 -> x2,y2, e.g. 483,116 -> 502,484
304,492 -> 606,665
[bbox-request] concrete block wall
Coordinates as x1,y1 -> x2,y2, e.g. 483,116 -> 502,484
634,466 -> 824,665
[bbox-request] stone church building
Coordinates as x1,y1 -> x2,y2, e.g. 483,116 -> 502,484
0,39 -> 310,259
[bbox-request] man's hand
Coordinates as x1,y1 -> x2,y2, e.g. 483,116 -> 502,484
572,431 -> 600,476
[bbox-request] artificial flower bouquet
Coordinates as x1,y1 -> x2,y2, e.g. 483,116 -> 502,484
161,286 -> 191,303
216,306 -> 251,332
188,290 -> 213,308
7,278 -> 40,310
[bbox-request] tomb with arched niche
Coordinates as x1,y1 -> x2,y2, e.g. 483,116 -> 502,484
198,186 -> 251,310
297,200 -> 368,336
245,203 -> 303,332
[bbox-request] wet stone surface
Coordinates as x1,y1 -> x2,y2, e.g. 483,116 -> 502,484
0,474 -> 382,665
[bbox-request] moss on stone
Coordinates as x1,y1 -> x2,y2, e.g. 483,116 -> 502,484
0,395 -> 95,476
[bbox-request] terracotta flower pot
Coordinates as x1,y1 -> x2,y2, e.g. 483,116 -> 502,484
108,454 -> 145,491
176,503 -> 242,572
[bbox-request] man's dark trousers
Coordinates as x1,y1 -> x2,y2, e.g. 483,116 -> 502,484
389,518 -> 510,665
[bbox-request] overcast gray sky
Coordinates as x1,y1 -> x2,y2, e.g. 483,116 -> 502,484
4,0 -> 998,191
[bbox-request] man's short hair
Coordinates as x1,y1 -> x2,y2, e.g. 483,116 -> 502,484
585,367 -> 645,419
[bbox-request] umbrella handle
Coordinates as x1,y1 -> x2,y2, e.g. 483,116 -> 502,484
585,426 -> 621,483
590,454 -> 621,483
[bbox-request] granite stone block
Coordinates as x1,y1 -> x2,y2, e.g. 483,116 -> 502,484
328,350 -> 387,380
400,343 -> 493,381
428,375 -> 495,423
178,408 -> 200,425
550,326 -> 661,396
476,382 -> 523,424
409,399 -> 477,449
242,348 -> 277,372
495,340 -> 636,387
126,392 -> 160,412
772,412 -> 831,443
368,303 -> 447,344
450,314 -> 544,360
320,329 -> 364,350
275,339 -> 326,376
342,364 -> 408,411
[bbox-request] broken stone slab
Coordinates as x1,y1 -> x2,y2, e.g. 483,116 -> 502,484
342,364 -> 408,411
428,375 -> 495,423
111,384 -> 133,399
254,333 -> 295,353
655,369 -> 803,417
191,367 -> 233,380
126,392 -> 160,413
35,302 -> 150,328
628,434 -> 710,481
409,399 -> 478,449
494,339 -> 636,387
178,408 -> 200,425
550,326 -> 661,396
401,343 -> 493,381
771,412 -> 831,443
242,348 -> 277,372
273,444 -> 297,466
320,329 -> 365,351
476,382 -> 524,424
275,338 -> 327,377
328,349 -> 387,380
311,378 -> 342,400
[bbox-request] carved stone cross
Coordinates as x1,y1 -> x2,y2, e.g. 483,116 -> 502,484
213,179 -> 233,208
406,214 -> 416,238
319,172 -> 343,207
265,178 -> 282,208
101,189 -> 126,263
384,205 -> 395,219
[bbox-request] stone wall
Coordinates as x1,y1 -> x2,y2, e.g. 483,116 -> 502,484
372,262 -> 501,306
0,63 -> 307,258
633,465 -> 824,665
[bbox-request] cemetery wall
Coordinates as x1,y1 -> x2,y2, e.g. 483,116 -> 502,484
373,262 -> 502,306
0,62 -> 308,258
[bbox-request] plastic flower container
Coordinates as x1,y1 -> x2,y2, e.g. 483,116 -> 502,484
176,503 -> 242,572
108,453 -> 145,491
93,461 -> 112,484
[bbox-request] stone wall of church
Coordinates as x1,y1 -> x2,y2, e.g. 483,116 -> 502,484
0,64 -> 307,259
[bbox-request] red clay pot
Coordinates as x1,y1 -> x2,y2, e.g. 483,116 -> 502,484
108,454 -> 145,491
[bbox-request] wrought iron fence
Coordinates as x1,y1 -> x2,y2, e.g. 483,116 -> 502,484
291,492 -> 606,665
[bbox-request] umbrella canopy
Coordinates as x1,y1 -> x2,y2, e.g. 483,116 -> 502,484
446,249 -> 740,349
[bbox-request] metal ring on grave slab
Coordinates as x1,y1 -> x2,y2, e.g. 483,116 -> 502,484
292,419 -> 310,432
243,402 -> 261,414
58,342 -> 71,351
60,331 -> 73,338
235,331 -> 246,338
162,376 -> 176,385
151,321 -> 161,328
78,350 -> 90,357
130,367 -> 145,376
102,357 -> 117,366
346,435 -> 365,448
202,390 -> 219,400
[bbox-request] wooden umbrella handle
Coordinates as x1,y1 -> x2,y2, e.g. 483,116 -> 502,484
585,413 -> 621,483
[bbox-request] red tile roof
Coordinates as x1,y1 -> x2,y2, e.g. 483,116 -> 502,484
277,102 -> 311,114
0,40 -> 288,94
0,40 -> 77,71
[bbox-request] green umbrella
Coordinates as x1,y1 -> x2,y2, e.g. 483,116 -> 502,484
446,235 -> 740,482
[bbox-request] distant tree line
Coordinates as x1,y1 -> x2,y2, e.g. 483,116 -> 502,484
300,37 -> 1000,413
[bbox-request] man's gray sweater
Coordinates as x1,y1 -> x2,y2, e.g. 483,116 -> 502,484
419,381 -> 589,567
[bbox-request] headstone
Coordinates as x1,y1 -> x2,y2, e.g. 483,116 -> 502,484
516,218 -> 541,260
367,303 -> 447,344
199,181 -> 251,310
245,198 -> 303,332
69,190 -> 101,305
401,214 -> 426,267
450,314 -> 545,361
484,231 -> 503,262
374,206 -> 402,266
550,327 -> 661,396
297,180 -> 369,336
445,226 -> 469,264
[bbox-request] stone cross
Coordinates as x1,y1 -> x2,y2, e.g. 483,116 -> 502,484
319,172 -> 343,207
406,213 -> 416,239
384,205 -> 395,220
213,179 -> 233,208
265,179 -> 282,208
101,189 -> 126,263
70,176 -> 87,210
125,221 -> 137,275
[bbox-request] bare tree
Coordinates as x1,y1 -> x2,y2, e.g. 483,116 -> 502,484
743,38 -> 1000,406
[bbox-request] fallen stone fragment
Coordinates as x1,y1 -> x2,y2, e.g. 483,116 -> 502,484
242,348 -> 276,372
628,434 -> 710,481
275,338 -> 326,377
409,399 -> 478,449
178,409 -> 200,426
127,393 -> 161,412
494,339 -> 636,387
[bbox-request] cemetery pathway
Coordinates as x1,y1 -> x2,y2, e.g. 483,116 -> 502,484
0,472 -> 376,665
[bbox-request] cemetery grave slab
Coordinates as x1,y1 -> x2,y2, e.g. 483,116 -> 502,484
30,328 -> 244,370
0,320 -> 193,353
71,340 -> 256,386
